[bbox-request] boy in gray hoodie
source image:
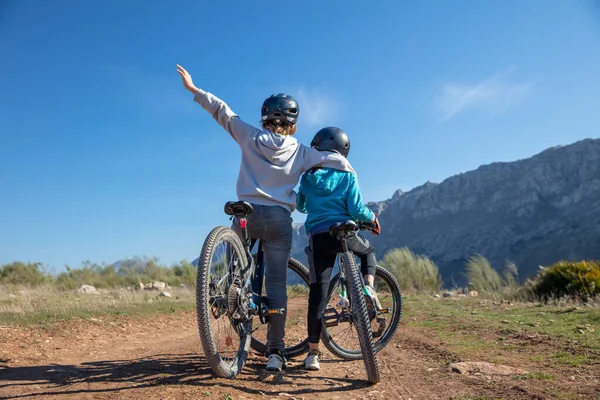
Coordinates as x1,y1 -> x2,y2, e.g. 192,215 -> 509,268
177,65 -> 354,372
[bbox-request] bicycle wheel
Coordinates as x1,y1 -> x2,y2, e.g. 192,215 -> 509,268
250,257 -> 311,358
321,265 -> 402,360
196,226 -> 251,378
340,252 -> 380,384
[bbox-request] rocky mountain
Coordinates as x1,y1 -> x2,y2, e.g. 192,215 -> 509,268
292,138 -> 600,284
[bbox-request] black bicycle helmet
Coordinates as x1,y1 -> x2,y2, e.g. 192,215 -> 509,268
261,93 -> 299,125
310,127 -> 351,158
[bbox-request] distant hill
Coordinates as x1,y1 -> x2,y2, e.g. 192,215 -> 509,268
292,138 -> 600,284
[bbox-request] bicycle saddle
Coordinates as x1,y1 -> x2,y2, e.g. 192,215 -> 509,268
224,201 -> 254,217
329,220 -> 358,237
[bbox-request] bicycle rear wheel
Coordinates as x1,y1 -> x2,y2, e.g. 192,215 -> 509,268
250,257 -> 311,358
196,226 -> 251,378
321,265 -> 402,360
340,252 -> 380,384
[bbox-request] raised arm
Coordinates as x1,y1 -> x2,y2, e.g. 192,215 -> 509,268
177,64 -> 256,143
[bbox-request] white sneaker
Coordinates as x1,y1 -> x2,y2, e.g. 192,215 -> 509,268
266,352 -> 286,372
304,350 -> 321,371
365,285 -> 382,310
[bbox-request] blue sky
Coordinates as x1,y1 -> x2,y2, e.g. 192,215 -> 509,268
1,0 -> 600,271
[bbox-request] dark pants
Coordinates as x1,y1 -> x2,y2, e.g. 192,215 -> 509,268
305,231 -> 376,344
232,204 -> 292,353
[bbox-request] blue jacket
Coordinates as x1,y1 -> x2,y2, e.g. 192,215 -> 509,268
297,167 -> 375,235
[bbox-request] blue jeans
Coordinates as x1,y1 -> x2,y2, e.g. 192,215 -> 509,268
233,204 -> 292,353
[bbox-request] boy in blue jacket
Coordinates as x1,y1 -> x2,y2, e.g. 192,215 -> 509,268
296,127 -> 381,371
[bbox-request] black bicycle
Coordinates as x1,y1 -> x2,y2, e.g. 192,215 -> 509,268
320,223 -> 403,362
195,201 -> 310,378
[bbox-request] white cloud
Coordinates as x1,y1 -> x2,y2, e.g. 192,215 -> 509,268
292,86 -> 340,128
437,66 -> 535,121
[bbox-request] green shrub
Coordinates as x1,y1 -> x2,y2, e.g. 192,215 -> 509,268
2,257 -> 199,291
0,262 -> 52,286
172,261 -> 196,286
464,255 -> 532,300
534,260 -> 600,301
465,255 -> 504,292
381,247 -> 442,294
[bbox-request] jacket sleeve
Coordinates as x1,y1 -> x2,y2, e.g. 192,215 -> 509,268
346,173 -> 375,222
193,89 -> 257,143
296,175 -> 308,214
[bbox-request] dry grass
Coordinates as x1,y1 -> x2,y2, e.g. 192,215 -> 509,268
0,285 -> 196,326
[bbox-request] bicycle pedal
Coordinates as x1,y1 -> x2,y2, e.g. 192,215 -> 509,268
322,307 -> 340,327
265,308 -> 285,315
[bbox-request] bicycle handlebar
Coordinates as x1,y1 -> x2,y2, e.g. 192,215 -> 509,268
357,221 -> 377,231
329,220 -> 376,237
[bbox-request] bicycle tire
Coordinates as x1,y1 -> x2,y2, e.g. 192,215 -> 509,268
196,226 -> 251,378
321,264 -> 402,360
250,257 -> 311,358
341,252 -> 380,384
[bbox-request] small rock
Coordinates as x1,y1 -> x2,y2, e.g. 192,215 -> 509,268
442,291 -> 454,298
159,291 -> 172,297
448,361 -> 528,376
278,394 -> 292,397
469,290 -> 479,297
501,320 -> 509,324
434,294 -> 441,298
471,311 -> 477,315
569,376 -> 575,381
78,284 -> 96,294
137,282 -> 145,291
426,368 -> 434,372
549,319 -> 555,323
576,329 -> 585,334
8,294 -> 17,298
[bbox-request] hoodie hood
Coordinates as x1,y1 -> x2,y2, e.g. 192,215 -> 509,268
304,168 -> 340,195
256,131 -> 299,166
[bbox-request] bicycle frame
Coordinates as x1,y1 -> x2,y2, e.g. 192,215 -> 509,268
231,215 -> 283,324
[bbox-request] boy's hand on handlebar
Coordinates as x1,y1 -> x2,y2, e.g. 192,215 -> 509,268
371,214 -> 381,236
177,64 -> 199,94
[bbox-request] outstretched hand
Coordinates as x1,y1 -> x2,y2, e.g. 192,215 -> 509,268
177,64 -> 199,94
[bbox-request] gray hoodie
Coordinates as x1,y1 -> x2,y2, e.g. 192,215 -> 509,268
193,90 -> 355,212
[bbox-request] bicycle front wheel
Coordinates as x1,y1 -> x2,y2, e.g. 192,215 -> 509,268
321,265 -> 402,360
196,226 -> 251,378
340,252 -> 380,384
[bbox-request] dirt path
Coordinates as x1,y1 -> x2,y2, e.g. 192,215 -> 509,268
0,308 -> 592,400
